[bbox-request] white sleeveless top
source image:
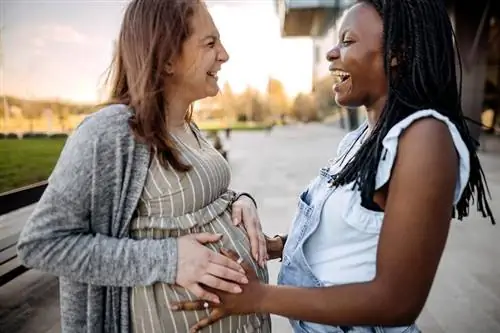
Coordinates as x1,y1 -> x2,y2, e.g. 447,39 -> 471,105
303,109 -> 470,285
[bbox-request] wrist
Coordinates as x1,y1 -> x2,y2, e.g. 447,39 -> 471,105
268,236 -> 284,260
234,192 -> 257,208
255,283 -> 275,313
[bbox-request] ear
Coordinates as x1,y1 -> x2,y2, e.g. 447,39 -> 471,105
166,62 -> 174,76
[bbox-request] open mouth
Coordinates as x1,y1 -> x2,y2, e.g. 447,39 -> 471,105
207,71 -> 219,80
331,70 -> 351,84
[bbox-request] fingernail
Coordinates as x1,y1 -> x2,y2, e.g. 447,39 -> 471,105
213,297 -> 220,304
233,218 -> 238,225
170,304 -> 179,310
241,276 -> 248,284
234,286 -> 242,293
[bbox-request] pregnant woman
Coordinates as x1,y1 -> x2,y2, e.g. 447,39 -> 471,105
17,1 -> 270,332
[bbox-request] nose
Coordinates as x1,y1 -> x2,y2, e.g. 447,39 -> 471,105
218,42 -> 230,63
326,45 -> 340,62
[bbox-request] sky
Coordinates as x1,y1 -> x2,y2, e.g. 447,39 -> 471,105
1,0 -> 314,103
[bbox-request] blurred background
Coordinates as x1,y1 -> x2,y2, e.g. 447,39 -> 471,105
1,1 -> 500,332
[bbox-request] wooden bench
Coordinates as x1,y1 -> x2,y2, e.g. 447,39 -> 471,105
0,182 -> 47,287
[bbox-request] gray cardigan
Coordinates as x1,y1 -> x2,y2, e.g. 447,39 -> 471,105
17,104 -> 178,333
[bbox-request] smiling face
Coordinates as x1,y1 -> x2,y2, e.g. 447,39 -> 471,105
168,3 -> 229,102
326,2 -> 387,109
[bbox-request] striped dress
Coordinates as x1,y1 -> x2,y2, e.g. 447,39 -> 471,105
129,124 -> 271,333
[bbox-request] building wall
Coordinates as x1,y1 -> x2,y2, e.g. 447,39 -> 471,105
312,21 -> 338,84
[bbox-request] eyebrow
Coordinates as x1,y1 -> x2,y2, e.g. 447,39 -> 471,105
200,34 -> 219,42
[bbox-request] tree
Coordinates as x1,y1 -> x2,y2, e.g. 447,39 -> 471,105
238,87 -> 270,122
21,101 -> 43,132
0,98 -> 5,130
291,93 -> 318,123
313,75 -> 338,117
51,102 -> 70,132
219,81 -> 238,120
266,77 -> 289,118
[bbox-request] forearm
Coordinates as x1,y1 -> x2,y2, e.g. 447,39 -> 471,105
18,192 -> 178,287
18,231 -> 178,287
257,282 -> 415,327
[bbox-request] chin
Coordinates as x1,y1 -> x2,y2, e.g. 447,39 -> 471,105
205,84 -> 220,97
334,94 -> 362,109
206,89 -> 219,97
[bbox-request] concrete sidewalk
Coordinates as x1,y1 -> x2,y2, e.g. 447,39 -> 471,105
1,123 -> 499,333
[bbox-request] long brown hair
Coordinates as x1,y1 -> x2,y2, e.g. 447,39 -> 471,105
104,0 -> 201,172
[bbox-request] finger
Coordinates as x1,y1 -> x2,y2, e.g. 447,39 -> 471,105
199,273 -> 243,294
208,251 -> 245,274
187,283 -> 220,304
231,205 -> 242,225
206,263 -> 248,284
258,233 -> 267,267
190,309 -> 226,333
220,247 -> 240,261
221,248 -> 254,274
194,232 -> 223,244
243,215 -> 260,263
170,300 -> 218,311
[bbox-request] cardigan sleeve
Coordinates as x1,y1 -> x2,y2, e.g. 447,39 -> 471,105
17,110 -> 178,287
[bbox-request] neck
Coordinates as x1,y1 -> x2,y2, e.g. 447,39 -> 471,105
164,89 -> 192,130
364,95 -> 387,130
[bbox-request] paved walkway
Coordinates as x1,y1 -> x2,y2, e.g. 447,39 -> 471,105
1,123 -> 500,332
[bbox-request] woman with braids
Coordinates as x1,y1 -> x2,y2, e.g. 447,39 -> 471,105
171,0 -> 495,332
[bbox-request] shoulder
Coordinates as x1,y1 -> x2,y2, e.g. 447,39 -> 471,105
398,113 -> 453,147
66,103 -> 135,150
385,109 -> 467,158
396,116 -> 456,171
376,109 -> 470,203
57,104 -> 136,163
77,103 -> 133,137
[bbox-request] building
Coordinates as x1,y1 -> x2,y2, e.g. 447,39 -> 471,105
275,0 -> 500,138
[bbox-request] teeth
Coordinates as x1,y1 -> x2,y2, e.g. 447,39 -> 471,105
331,70 -> 350,78
207,71 -> 218,79
331,70 -> 350,83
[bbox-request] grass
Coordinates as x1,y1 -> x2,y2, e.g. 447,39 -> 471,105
0,115 -> 272,134
0,138 -> 66,193
0,118 -> 271,193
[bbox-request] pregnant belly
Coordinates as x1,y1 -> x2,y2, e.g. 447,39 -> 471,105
130,209 -> 270,333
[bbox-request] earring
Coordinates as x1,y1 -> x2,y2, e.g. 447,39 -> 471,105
166,62 -> 174,76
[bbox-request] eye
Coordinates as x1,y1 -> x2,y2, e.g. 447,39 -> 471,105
341,40 -> 354,47
207,40 -> 216,48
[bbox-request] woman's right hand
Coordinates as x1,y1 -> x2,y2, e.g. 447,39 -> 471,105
176,233 -> 248,304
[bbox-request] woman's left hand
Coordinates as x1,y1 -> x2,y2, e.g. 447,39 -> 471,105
170,248 -> 266,333
231,195 -> 267,267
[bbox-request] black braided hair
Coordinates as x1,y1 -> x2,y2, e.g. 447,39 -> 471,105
332,0 -> 495,224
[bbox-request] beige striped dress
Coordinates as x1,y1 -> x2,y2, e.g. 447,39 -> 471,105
130,123 -> 271,333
